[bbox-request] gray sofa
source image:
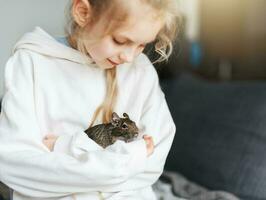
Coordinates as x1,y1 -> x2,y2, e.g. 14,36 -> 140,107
162,73 -> 266,200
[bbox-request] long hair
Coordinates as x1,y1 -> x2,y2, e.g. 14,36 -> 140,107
64,0 -> 181,126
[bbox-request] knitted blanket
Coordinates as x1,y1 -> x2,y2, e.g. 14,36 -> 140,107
153,171 -> 240,200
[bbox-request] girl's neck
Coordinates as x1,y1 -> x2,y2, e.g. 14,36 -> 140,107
67,34 -> 96,64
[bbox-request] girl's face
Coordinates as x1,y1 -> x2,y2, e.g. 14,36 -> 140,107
82,1 -> 163,69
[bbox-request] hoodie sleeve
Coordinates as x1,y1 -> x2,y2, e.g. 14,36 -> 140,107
0,50 -> 147,198
52,56 -> 176,193
110,62 -> 176,191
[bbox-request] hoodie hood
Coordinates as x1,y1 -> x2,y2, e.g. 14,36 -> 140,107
13,27 -> 93,65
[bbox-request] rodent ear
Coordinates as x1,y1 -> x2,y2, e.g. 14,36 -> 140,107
111,112 -> 120,127
123,113 -> 129,119
111,112 -> 120,121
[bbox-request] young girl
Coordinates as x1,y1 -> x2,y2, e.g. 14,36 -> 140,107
0,0 -> 180,199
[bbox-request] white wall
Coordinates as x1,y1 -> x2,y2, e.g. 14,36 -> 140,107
178,0 -> 200,41
0,0 -> 69,97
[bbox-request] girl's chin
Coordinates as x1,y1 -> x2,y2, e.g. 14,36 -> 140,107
96,60 -> 116,69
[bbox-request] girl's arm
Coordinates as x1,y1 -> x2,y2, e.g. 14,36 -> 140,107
43,134 -> 154,157
96,55 -> 176,192
0,50 -> 147,198
109,87 -> 176,191
97,58 -> 176,192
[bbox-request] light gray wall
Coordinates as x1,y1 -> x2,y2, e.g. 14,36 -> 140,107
0,0 -> 69,97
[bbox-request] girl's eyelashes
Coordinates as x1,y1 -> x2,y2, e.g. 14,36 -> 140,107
112,36 -> 146,51
113,37 -> 126,45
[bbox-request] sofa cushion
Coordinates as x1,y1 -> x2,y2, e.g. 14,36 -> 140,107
161,73 -> 266,200
0,181 -> 9,200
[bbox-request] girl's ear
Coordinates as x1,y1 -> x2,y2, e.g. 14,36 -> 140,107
72,0 -> 92,27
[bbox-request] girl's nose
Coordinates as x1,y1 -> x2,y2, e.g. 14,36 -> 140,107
119,48 -> 136,63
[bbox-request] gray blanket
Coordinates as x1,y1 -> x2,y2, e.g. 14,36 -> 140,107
153,171 -> 240,200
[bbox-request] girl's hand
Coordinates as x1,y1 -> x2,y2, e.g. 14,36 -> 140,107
143,135 -> 154,157
42,134 -> 58,151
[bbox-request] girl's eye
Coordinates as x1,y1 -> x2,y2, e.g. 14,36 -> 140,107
113,38 -> 126,45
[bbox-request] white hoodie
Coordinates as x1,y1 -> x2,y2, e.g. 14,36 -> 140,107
0,27 -> 176,200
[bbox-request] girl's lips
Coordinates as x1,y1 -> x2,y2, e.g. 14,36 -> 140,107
107,59 -> 119,66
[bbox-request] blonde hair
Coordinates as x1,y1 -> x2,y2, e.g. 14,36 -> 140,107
65,0 -> 181,126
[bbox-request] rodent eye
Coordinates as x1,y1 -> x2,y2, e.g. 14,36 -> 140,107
122,124 -> 128,129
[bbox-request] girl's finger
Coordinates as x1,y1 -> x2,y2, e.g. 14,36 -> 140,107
44,134 -> 56,139
143,134 -> 151,138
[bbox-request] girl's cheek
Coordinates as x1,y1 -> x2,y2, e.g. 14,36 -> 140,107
87,37 -> 120,61
97,43 -> 119,59
88,47 -> 106,61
